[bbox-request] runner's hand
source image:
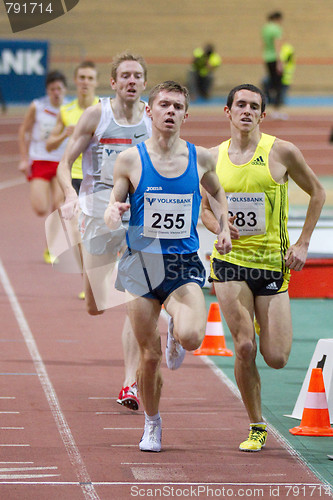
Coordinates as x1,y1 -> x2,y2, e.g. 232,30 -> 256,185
215,228 -> 232,255
284,243 -> 308,271
61,193 -> 80,220
228,215 -> 240,240
104,202 -> 130,230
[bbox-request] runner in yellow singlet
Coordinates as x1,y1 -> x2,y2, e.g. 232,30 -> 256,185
201,83 -> 326,453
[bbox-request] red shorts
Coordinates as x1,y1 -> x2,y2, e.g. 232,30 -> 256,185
28,160 -> 59,182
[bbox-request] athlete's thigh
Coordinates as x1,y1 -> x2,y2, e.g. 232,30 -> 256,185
29,178 -> 50,214
164,282 -> 206,335
126,294 -> 161,350
214,281 -> 255,342
254,292 -> 292,354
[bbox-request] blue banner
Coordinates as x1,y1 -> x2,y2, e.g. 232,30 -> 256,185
0,39 -> 49,104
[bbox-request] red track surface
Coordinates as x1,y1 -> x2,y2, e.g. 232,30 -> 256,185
0,113 -> 330,499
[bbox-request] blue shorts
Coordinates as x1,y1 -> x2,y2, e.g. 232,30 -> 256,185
116,250 -> 206,304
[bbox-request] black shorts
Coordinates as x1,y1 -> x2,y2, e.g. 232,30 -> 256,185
209,259 -> 290,296
116,250 -> 206,304
71,178 -> 82,195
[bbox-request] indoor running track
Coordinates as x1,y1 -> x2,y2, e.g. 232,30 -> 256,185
0,112 -> 331,499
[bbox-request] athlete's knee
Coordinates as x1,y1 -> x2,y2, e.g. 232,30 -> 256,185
235,339 -> 257,362
262,351 -> 289,369
140,343 -> 162,368
178,326 -> 205,351
33,205 -> 48,217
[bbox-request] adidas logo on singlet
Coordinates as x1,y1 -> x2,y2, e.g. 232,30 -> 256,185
251,155 -> 265,166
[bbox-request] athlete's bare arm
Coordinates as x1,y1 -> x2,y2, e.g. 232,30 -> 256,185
200,145 -> 239,240
46,113 -> 74,152
57,104 -> 101,218
103,148 -> 138,229
274,139 -> 326,270
18,102 -> 36,174
196,146 -> 232,255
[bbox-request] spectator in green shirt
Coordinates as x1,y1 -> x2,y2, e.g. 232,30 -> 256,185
261,11 -> 283,116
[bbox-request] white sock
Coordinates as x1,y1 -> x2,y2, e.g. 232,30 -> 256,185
145,412 -> 160,422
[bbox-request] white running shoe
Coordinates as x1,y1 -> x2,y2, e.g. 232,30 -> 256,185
165,317 -> 186,370
139,417 -> 162,452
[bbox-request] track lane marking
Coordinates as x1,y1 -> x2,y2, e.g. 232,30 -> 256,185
0,257 -> 100,500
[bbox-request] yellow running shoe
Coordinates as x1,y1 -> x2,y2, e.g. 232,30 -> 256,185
43,248 -> 58,265
78,291 -> 85,300
239,424 -> 267,452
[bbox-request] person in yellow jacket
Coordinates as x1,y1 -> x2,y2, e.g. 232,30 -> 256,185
188,43 -> 221,100
280,43 -> 295,104
46,60 -> 99,195
201,83 -> 325,453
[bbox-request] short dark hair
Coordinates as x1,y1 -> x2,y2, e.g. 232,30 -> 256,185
148,80 -> 190,111
226,83 -> 266,113
268,11 -> 283,21
111,52 -> 147,81
46,70 -> 67,88
74,60 -> 97,77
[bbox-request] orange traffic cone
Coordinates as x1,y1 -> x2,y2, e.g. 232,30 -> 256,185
193,302 -> 233,356
290,368 -> 333,436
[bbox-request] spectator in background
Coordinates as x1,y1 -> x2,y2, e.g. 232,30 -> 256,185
262,42 -> 295,119
188,43 -> 221,100
261,11 -> 284,118
280,42 -> 296,106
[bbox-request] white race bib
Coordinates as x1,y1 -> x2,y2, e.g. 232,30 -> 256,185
227,192 -> 266,236
143,192 -> 193,239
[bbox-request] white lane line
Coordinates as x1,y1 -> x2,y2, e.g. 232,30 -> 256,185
110,444 -> 226,448
0,444 -> 30,447
0,258 -> 100,500
0,480 -> 325,486
104,427 -> 230,431
0,427 -> 24,430
132,467 -> 187,481
0,373 -> 37,376
89,396 -> 206,400
96,411 -> 218,415
0,462 -> 34,464
0,467 -> 57,472
0,411 -> 19,414
0,177 -> 25,190
0,397 -> 15,399
0,474 -> 60,479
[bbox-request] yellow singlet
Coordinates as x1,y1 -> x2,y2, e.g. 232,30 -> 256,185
211,133 -> 290,273
60,97 -> 99,180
